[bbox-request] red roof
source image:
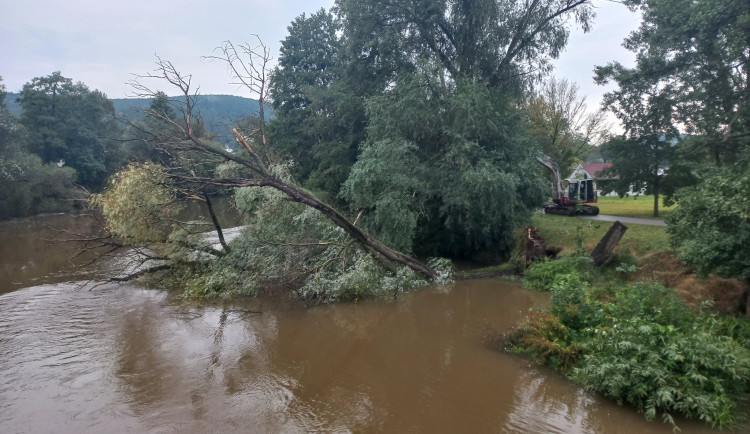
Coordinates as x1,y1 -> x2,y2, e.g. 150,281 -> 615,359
582,162 -> 614,178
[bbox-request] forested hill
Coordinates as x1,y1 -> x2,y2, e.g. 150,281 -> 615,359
6,93 -> 263,145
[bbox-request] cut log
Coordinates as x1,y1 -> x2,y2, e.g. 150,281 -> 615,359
591,221 -> 628,266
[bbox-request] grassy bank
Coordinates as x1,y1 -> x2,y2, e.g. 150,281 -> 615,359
532,214 -> 669,256
596,195 -> 676,219
503,202 -> 750,430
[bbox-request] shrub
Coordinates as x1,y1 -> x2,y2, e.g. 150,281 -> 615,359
523,254 -> 593,291
574,314 -> 750,428
549,272 -> 605,330
503,311 -> 582,372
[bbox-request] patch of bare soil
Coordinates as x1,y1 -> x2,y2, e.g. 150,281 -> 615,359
636,250 -> 748,315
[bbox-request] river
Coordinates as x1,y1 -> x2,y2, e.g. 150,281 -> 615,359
0,214 -> 723,433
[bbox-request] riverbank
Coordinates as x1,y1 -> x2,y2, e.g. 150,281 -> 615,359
500,212 -> 750,430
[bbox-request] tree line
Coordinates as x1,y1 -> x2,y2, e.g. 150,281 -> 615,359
2,0 -> 747,301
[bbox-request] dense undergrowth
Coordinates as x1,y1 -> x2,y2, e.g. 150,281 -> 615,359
505,254 -> 750,429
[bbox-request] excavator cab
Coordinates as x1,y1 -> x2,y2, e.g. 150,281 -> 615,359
568,178 -> 597,203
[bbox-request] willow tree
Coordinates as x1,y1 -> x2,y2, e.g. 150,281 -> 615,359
336,0 -> 595,259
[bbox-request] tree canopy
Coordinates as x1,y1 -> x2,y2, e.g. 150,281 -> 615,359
87,0 -> 596,299
596,0 -> 749,303
18,71 -> 121,189
526,77 -> 608,173
0,76 -> 81,219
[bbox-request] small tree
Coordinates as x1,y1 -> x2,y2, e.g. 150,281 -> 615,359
596,81 -> 677,217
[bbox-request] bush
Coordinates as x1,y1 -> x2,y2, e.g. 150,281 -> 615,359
549,272 -> 605,330
523,254 -> 593,291
503,311 -> 582,372
574,313 -> 750,428
514,256 -> 750,429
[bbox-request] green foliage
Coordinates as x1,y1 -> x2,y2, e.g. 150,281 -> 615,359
526,77 -> 609,172
549,271 -> 604,331
343,74 -> 547,258
596,0 -> 750,215
18,71 -> 122,189
0,151 -> 80,219
512,252 -> 750,428
182,168 -> 452,302
90,163 -> 182,244
523,254 -> 592,291
608,282 -> 689,326
667,163 -> 750,281
574,311 -> 750,428
599,134 -> 673,217
0,76 -> 81,219
268,9 -> 361,197
503,311 -> 582,372
268,1 -> 594,259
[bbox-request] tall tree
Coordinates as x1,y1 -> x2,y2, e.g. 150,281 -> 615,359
336,0 -> 594,90
0,76 -> 80,219
597,0 -> 750,307
596,0 -> 750,164
598,85 -> 678,217
268,9 -> 363,198
336,0 -> 595,259
526,77 -> 609,172
18,72 -> 121,189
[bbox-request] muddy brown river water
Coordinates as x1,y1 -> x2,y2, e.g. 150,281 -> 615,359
0,214 -> 727,433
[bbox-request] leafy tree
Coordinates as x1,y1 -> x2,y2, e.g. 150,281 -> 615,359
90,49 -> 444,294
599,132 -> 674,218
342,70 -> 547,258
526,77 -> 609,173
0,76 -> 80,219
666,163 -> 750,314
17,71 -> 121,189
337,0 -> 594,90
595,0 -> 749,309
337,0 -> 594,259
268,9 -> 363,199
596,0 -> 750,213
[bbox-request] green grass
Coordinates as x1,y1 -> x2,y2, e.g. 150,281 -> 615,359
532,214 -> 670,256
595,195 -> 676,219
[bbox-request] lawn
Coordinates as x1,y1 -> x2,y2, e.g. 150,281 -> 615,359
532,214 -> 670,257
595,195 -> 676,219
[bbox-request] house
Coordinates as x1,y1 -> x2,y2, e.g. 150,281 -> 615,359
567,163 -> 617,196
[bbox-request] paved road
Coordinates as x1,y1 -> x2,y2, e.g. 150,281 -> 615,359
581,214 -> 666,226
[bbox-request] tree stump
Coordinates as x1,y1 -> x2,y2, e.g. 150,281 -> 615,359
592,221 -> 628,266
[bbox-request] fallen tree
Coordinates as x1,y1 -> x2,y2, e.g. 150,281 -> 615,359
100,40 -> 441,289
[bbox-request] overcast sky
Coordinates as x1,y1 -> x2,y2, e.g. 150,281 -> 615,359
1,0 -> 639,115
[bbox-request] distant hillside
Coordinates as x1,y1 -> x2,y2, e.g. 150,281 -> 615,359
6,93 -> 265,146
111,94 -> 265,145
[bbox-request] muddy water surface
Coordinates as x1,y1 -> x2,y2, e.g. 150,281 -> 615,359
0,214 -> 724,433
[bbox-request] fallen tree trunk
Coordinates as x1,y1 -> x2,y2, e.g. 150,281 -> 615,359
591,221 -> 627,266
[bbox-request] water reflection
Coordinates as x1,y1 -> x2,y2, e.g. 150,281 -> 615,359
0,279 -> 731,433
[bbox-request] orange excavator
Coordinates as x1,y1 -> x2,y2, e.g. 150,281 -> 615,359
537,156 -> 599,216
